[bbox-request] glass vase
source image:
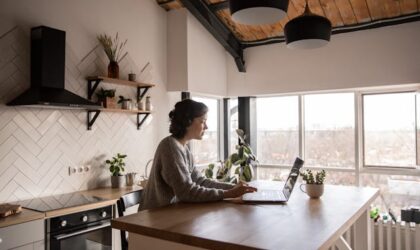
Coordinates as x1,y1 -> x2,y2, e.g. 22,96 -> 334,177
108,61 -> 119,79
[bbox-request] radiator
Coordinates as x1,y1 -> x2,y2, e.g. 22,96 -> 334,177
330,221 -> 420,250
373,221 -> 420,250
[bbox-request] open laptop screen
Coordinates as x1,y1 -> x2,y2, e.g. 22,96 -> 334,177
283,157 -> 304,199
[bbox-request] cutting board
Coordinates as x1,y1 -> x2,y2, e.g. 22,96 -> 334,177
0,203 -> 22,218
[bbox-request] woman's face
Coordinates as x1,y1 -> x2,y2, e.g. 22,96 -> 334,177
185,113 -> 208,140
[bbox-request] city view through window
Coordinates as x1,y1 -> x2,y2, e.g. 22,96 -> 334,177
191,92 -> 420,217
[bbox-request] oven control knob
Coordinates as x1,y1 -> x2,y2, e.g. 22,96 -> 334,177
60,220 -> 67,227
81,215 -> 88,222
101,211 -> 107,218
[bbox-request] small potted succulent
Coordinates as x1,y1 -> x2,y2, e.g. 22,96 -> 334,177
299,169 -> 326,198
106,153 -> 127,188
96,88 -> 116,108
118,95 -> 132,110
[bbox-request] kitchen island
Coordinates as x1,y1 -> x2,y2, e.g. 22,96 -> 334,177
112,184 -> 379,250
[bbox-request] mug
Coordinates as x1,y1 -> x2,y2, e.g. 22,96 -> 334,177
300,183 -> 324,199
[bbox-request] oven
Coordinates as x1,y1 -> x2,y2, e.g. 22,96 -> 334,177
46,205 -> 112,250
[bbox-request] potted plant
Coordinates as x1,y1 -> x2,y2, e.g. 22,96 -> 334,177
106,153 -> 127,188
299,169 -> 326,198
205,129 -> 257,183
96,88 -> 116,108
97,33 -> 127,79
118,95 -> 132,110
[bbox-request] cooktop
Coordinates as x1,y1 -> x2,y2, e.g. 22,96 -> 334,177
20,193 -> 108,212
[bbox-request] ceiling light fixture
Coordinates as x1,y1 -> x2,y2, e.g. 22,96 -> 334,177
284,1 -> 332,49
229,0 -> 289,25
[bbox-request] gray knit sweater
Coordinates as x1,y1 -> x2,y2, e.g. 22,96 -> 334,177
139,136 -> 234,210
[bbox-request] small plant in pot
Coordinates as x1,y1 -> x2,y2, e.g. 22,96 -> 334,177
106,153 -> 127,188
299,169 -> 326,199
96,88 -> 116,108
118,95 -> 132,110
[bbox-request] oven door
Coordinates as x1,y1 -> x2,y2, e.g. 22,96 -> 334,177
49,221 -> 112,250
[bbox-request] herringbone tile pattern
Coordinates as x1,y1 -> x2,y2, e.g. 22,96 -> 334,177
0,27 -> 155,203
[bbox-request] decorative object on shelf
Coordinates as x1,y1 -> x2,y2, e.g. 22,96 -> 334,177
96,87 -> 116,108
128,73 -> 136,81
204,129 -> 257,183
299,169 -> 326,198
145,96 -> 153,111
118,95 -> 132,110
137,99 -> 145,111
97,33 -> 127,78
284,0 -> 332,49
106,153 -> 127,188
229,0 -> 289,25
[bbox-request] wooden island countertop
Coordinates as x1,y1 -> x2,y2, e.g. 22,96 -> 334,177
112,184 -> 379,250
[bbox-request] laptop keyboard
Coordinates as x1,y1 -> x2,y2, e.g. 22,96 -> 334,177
243,189 -> 286,201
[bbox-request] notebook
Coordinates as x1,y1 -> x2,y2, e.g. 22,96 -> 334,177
242,157 -> 304,203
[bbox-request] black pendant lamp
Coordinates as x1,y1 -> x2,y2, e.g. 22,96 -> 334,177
284,1 -> 332,49
229,0 -> 289,25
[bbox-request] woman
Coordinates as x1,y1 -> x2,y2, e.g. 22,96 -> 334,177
140,99 -> 257,210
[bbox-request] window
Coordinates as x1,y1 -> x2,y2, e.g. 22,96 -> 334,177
229,98 -> 239,156
363,92 -> 416,167
304,93 -> 355,168
190,96 -> 219,165
256,96 -> 299,165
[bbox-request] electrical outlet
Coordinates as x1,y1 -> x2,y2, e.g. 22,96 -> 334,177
68,166 -> 77,176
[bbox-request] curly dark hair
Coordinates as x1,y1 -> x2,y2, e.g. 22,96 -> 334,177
169,99 -> 208,139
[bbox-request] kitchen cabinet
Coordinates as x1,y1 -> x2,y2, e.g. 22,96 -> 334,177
85,76 -> 155,130
0,219 -> 44,250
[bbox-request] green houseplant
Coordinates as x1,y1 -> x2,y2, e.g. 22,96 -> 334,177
106,153 -> 127,188
299,169 -> 326,198
205,129 -> 257,183
96,87 -> 116,108
118,95 -> 132,110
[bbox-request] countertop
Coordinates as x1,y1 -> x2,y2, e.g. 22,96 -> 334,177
0,185 -> 142,228
112,185 -> 379,250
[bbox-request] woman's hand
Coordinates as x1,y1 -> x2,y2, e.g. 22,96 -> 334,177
223,182 -> 257,199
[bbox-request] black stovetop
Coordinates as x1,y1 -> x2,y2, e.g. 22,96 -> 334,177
20,192 -> 107,212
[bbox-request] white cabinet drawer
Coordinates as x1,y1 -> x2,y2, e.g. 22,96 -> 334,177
0,219 -> 44,250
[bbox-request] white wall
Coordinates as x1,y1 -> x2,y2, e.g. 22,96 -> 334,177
227,21 -> 420,96
0,0 -> 170,201
167,10 -> 227,96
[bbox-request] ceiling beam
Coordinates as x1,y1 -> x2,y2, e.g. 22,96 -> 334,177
209,1 -> 229,12
179,0 -> 246,72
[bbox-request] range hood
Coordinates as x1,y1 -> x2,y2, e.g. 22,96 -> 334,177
7,26 -> 100,109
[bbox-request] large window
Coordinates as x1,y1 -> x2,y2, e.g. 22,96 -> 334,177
363,92 -> 416,167
190,96 -> 219,165
229,98 -> 239,156
256,96 -> 299,166
304,93 -> 355,168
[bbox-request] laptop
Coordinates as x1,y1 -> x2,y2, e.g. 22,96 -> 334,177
242,157 -> 304,203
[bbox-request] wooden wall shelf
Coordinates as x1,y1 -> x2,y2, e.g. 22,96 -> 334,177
86,76 -> 154,130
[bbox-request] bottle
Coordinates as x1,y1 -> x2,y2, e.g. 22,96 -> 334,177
145,96 -> 153,111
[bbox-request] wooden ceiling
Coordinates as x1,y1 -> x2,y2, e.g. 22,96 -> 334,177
156,0 -> 420,71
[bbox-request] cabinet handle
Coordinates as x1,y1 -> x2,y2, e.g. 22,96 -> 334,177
53,222 -> 110,240
0,237 -> 2,244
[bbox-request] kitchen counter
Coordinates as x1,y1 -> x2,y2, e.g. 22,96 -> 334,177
0,185 -> 142,226
112,185 -> 379,250
0,208 -> 44,228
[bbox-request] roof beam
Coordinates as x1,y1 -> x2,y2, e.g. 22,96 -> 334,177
179,0 -> 245,72
209,1 -> 229,12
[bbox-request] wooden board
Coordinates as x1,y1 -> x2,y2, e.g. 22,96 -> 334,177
0,204 -> 22,218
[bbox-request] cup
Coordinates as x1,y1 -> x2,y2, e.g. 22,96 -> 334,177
128,73 -> 136,81
300,183 -> 324,199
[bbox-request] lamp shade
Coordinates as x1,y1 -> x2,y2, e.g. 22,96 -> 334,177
284,5 -> 331,49
229,0 -> 289,25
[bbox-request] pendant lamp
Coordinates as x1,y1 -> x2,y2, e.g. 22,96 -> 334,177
284,2 -> 332,49
229,0 -> 289,25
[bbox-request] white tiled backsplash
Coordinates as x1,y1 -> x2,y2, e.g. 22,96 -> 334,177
0,27 -> 155,203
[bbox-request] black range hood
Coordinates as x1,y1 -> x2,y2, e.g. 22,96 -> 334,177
7,26 -> 100,109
